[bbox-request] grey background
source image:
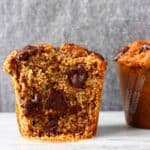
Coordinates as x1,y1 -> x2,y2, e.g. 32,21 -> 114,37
0,0 -> 150,112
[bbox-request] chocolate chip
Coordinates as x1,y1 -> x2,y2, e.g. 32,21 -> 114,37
18,51 -> 29,60
44,116 -> 58,133
45,89 -> 68,111
69,105 -> 82,114
32,120 -> 36,126
24,100 -> 42,116
38,131 -> 43,137
67,64 -> 88,88
137,44 -> 150,53
18,45 -> 38,60
142,44 -> 150,51
114,46 -> 129,61
24,93 -> 42,116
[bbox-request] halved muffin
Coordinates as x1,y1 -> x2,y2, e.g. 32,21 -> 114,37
3,43 -> 107,141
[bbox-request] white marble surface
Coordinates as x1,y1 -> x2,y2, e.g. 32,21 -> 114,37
0,112 -> 150,150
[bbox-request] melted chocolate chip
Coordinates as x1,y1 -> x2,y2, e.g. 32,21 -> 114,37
18,51 -> 29,60
45,89 -> 68,111
67,64 -> 88,88
24,93 -> 42,116
45,116 -> 59,133
114,46 -> 129,61
32,120 -> 36,126
18,45 -> 38,60
69,105 -> 82,114
24,100 -> 42,116
142,44 -> 150,51
38,131 -> 43,137
137,44 -> 150,53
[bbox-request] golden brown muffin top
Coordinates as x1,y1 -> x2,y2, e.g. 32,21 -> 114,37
114,40 -> 150,69
3,43 -> 107,76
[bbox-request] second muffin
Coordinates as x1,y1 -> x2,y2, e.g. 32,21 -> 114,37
114,40 -> 150,128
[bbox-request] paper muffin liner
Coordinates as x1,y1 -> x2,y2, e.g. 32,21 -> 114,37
124,72 -> 145,114
116,64 -> 150,128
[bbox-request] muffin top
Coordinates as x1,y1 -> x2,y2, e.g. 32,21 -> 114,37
114,40 -> 150,69
3,43 -> 107,77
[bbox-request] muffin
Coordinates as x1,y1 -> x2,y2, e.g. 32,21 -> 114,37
3,43 -> 107,141
114,40 -> 150,128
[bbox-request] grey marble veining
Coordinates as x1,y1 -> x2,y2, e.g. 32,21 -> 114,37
0,0 -> 150,111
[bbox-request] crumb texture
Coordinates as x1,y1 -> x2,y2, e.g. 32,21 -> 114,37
3,43 -> 107,141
